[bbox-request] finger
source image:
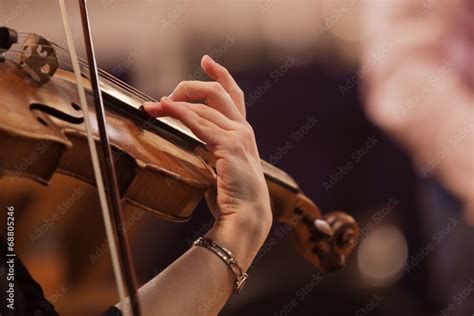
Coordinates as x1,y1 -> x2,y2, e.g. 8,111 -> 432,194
170,80 -> 242,121
180,101 -> 240,131
143,98 -> 228,146
145,98 -> 238,131
201,55 -> 246,118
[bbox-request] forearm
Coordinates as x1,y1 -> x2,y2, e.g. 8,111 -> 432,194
130,242 -> 234,315
116,205 -> 270,315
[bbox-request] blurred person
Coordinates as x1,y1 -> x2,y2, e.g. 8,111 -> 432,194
362,0 -> 474,314
362,0 -> 473,223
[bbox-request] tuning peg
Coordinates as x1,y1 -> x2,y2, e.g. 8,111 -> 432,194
314,219 -> 334,237
0,27 -> 18,51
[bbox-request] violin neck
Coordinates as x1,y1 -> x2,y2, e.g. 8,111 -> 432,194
96,77 -> 302,192
59,69 -> 304,210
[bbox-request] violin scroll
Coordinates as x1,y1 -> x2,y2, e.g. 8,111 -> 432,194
0,26 -> 58,84
290,194 -> 359,272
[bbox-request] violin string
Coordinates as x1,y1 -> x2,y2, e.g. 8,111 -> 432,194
61,48 -> 157,103
8,41 -> 158,104
58,56 -> 150,106
5,50 -> 58,61
6,47 -> 148,105
5,39 -> 199,146
51,43 -> 158,103
7,35 -> 198,140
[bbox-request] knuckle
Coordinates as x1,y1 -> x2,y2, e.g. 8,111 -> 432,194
234,138 -> 248,155
241,123 -> 255,138
176,81 -> 188,90
193,103 -> 206,112
219,66 -> 230,77
207,134 -> 218,146
235,87 -> 245,99
160,100 -> 174,110
194,104 -> 211,116
208,130 -> 228,147
174,82 -> 188,97
212,82 -> 226,94
222,67 -> 230,77
177,81 -> 196,95
227,126 -> 255,152
195,116 -> 209,127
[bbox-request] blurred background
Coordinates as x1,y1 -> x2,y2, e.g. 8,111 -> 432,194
1,0 -> 473,315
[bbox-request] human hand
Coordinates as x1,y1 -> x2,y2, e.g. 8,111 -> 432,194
144,55 -> 272,255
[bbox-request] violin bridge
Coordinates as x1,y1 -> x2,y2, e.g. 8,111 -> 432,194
15,33 -> 58,85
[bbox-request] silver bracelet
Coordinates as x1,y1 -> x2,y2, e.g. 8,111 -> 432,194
193,237 -> 249,294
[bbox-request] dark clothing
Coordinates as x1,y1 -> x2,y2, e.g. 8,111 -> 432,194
102,307 -> 122,315
0,237 -> 57,316
0,238 -> 120,315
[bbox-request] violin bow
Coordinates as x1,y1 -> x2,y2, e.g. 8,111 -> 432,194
58,1 -> 141,315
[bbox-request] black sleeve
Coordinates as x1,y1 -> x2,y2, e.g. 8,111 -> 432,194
1,237 -> 122,315
1,237 -> 58,316
102,306 -> 123,316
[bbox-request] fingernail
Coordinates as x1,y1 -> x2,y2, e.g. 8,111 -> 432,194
168,92 -> 174,99
203,54 -> 214,63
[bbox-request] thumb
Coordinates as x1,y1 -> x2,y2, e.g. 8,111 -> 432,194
205,185 -> 219,219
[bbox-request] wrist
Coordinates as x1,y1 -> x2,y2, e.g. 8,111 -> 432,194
205,202 -> 272,270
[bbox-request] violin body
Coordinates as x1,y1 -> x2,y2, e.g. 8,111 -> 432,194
1,60 -> 214,221
0,55 -> 359,271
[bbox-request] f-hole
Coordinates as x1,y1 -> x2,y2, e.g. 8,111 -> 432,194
30,102 -> 84,125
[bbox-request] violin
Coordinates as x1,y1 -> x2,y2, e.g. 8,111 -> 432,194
0,8 -> 359,314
